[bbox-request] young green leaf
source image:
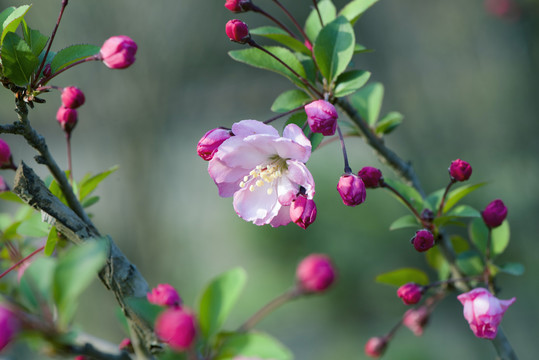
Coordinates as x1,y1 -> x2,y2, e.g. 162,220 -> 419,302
125,297 -> 164,326
304,0 -> 337,42
313,16 -> 355,83
1,32 -> 38,86
19,257 -> 56,311
250,26 -> 310,55
339,0 -> 380,25
81,196 -> 100,208
491,220 -> 510,256
0,191 -> 25,204
48,179 -> 68,206
229,47 -> 307,90
383,178 -> 424,213
286,112 -> 307,128
215,332 -> 293,360
271,89 -> 311,113
469,217 -> 488,254
50,44 -> 100,73
310,132 -> 324,150
375,268 -> 429,287
198,267 -> 247,340
44,227 -> 60,256
79,165 -> 119,201
0,5 -> 31,44
424,188 -> 445,211
442,182 -> 486,214
17,213 -> 49,238
389,214 -> 419,231
456,251 -> 484,276
354,43 -> 373,54
375,111 -> 403,135
295,52 -> 317,85
497,262 -> 524,276
333,70 -> 371,98
22,20 -> 48,57
349,82 -> 384,127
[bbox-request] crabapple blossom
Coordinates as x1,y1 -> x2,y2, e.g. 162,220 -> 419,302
197,128 -> 232,161
304,100 -> 338,136
147,284 -> 182,307
99,36 -> 137,69
296,254 -> 335,293
482,199 -> 507,228
449,159 -> 472,182
457,288 -> 515,340
155,307 -> 196,352
402,306 -> 429,336
289,194 -> 317,229
226,19 -> 250,43
337,173 -> 366,206
61,86 -> 85,109
208,120 -> 315,227
397,283 -> 423,305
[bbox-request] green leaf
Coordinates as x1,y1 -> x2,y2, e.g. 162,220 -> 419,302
22,20 -> 48,57
250,26 -> 310,55
48,179 -> 68,206
450,235 -> 470,254
50,44 -> 100,73
442,182 -> 486,214
215,332 -> 293,360
17,213 -> 49,237
0,191 -> 24,204
383,178 -> 424,213
349,82 -> 384,127
339,0 -> 380,25
497,262 -> 524,276
0,5 -> 31,44
20,257 -> 55,311
354,43 -> 373,54
313,16 -> 355,83
309,132 -> 324,150
424,188 -> 445,211
492,220 -> 510,257
198,268 -> 247,340
79,165 -> 119,201
469,217 -> 488,254
81,196 -> 100,208
125,297 -> 164,325
295,52 -> 317,85
44,227 -> 60,256
333,70 -> 371,98
1,32 -> 38,86
375,268 -> 429,287
375,111 -> 403,135
434,205 -> 481,226
229,47 -> 307,90
304,0 -> 337,42
271,90 -> 311,113
53,240 -> 108,326
456,251 -> 484,276
389,214 -> 419,231
285,112 -> 307,128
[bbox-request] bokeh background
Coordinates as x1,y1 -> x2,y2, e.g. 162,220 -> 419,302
1,0 -> 538,359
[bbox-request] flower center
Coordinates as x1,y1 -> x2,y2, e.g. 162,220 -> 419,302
239,156 -> 288,194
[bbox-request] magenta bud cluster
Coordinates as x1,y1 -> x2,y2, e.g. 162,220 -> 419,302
449,159 -> 472,182
155,307 -> 197,352
99,35 -> 137,69
364,336 -> 388,358
304,100 -> 338,136
397,283 -> 423,305
358,166 -> 383,188
296,254 -> 336,293
337,174 -> 366,206
197,128 -> 232,161
0,305 -> 19,352
290,194 -> 317,229
226,19 -> 250,43
402,306 -> 429,336
482,199 -> 507,228
147,283 -> 182,308
411,229 -> 434,252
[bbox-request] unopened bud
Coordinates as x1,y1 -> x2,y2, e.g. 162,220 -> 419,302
364,336 -> 388,358
119,338 -> 133,353
224,0 -> 252,12
290,194 -> 317,229
420,208 -> 434,223
397,283 -> 423,305
411,229 -> 434,252
155,307 -> 196,352
0,305 -> 19,351
482,199 -> 507,228
296,254 -> 336,293
449,159 -> 472,182
402,306 -> 429,336
99,35 -> 137,69
61,86 -> 85,109
197,128 -> 232,161
43,64 -> 52,77
304,100 -> 338,136
357,166 -> 383,188
147,284 -> 182,307
0,139 -> 12,166
225,19 -> 250,43
337,174 -> 366,206
56,106 -> 78,133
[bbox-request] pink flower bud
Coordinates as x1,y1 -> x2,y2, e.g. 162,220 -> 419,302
457,288 -> 515,339
224,0 -> 251,12
364,336 -> 388,358
99,35 -> 137,69
0,305 -> 19,351
43,64 -> 52,77
147,284 -> 182,307
402,306 -> 429,336
482,199 -> 507,228
0,139 -> 12,166
411,229 -> 434,252
225,19 -> 250,43
0,176 -> 9,193
357,166 -> 382,188
119,338 -> 133,352
290,194 -> 317,229
56,106 -> 78,133
449,159 -> 472,182
304,100 -> 338,136
155,307 -> 196,352
337,174 -> 366,206
197,128 -> 232,161
296,254 -> 336,293
397,283 -> 423,305
61,86 -> 85,109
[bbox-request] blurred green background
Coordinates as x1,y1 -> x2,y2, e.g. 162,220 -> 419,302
1,0 -> 538,359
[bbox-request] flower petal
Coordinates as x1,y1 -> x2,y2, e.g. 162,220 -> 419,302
283,123 -> 312,152
208,157 -> 247,197
286,160 -> 315,198
232,120 -> 279,138
269,205 -> 292,227
233,181 -> 281,225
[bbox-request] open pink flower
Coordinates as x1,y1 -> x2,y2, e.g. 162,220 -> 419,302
208,120 -> 314,227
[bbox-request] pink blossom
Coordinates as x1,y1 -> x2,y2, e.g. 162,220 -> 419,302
197,128 -> 232,161
147,284 -> 182,307
208,120 -> 315,227
99,36 -> 137,69
296,254 -> 336,293
337,173 -> 366,206
403,306 -> 429,336
457,288 -> 515,340
304,100 -> 338,136
155,307 -> 196,352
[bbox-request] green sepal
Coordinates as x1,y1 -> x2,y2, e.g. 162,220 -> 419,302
375,267 -> 429,287
50,44 -> 100,73
250,26 -> 310,55
214,331 -> 293,360
349,82 -> 384,127
304,0 -> 337,42
198,267 -> 247,340
333,70 -> 371,98
1,31 -> 38,86
271,89 -> 311,113
313,16 -> 355,83
389,214 -> 419,231
375,111 -> 403,135
229,46 -> 307,90
339,0 -> 380,25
